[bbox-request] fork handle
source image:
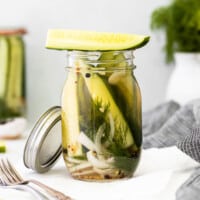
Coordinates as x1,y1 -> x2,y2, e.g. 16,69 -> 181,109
4,184 -> 48,200
29,179 -> 72,200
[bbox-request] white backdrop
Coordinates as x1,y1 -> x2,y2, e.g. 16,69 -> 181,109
0,0 -> 173,124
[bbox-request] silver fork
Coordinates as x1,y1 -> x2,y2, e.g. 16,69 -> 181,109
0,166 -> 48,200
0,178 -> 48,199
0,158 -> 72,200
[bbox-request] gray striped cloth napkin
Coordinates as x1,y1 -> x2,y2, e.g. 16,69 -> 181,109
142,99 -> 200,200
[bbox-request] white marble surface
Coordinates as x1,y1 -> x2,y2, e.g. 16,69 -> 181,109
0,138 -> 198,200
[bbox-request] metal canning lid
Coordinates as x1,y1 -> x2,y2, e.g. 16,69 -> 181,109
23,106 -> 62,173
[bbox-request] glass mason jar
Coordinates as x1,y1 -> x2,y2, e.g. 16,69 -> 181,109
0,28 -> 26,122
61,50 -> 142,181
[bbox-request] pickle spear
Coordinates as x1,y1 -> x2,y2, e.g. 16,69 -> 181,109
61,71 -> 83,156
6,36 -> 25,113
109,71 -> 142,147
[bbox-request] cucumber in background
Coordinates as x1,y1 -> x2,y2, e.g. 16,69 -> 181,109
0,30 -> 26,120
0,36 -> 9,100
6,35 -> 25,114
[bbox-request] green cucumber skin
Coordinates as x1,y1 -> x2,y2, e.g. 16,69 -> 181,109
110,75 -> 142,147
0,36 -> 10,99
6,36 -> 25,114
101,73 -> 142,148
98,51 -> 142,147
97,52 -> 128,69
20,36 -> 26,102
77,73 -> 94,142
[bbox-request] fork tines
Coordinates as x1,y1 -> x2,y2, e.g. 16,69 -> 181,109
0,158 -> 23,185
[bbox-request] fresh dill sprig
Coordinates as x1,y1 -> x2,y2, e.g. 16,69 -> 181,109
79,97 -> 131,156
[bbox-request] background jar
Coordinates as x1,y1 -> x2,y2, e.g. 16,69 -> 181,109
0,28 -> 27,139
61,50 -> 142,181
0,28 -> 26,121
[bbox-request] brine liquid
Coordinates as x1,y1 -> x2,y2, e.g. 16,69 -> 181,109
61,63 -> 142,181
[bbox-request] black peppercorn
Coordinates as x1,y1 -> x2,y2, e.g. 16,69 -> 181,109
85,73 -> 91,78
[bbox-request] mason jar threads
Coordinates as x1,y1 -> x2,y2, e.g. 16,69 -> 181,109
0,28 -> 27,138
61,50 -> 142,181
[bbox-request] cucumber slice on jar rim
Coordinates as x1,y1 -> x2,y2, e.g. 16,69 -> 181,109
46,29 -> 150,50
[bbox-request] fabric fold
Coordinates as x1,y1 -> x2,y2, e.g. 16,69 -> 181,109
142,99 -> 200,200
143,102 -> 195,149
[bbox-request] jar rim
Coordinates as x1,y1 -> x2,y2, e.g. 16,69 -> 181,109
66,49 -> 134,55
66,50 -> 135,70
0,28 -> 27,36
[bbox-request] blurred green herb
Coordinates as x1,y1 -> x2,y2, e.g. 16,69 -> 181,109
151,0 -> 200,63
